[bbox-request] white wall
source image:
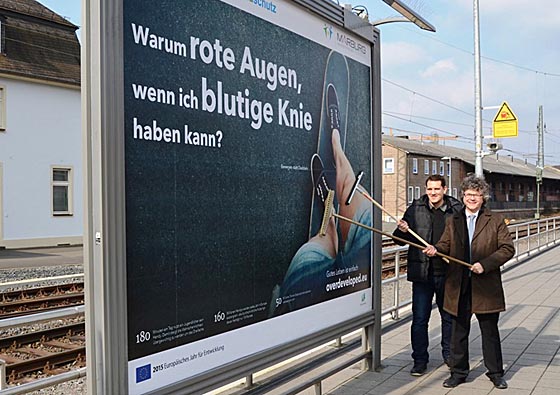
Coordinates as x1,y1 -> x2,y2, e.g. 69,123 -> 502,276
0,77 -> 82,246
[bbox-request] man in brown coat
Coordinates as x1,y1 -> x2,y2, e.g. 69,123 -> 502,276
424,175 -> 514,389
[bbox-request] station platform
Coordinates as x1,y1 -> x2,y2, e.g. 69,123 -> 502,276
294,245 -> 560,395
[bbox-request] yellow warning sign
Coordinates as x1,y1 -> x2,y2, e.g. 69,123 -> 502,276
493,101 -> 518,138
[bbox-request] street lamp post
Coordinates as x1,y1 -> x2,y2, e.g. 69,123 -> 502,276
474,0 -> 484,178
380,0 -> 436,31
536,105 -> 544,219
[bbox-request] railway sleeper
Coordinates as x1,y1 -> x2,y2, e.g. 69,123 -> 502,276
43,340 -> 83,350
0,293 -> 84,308
5,347 -> 86,382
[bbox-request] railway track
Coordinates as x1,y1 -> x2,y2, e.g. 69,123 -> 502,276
0,282 -> 84,319
0,219 -> 555,386
0,322 -> 85,385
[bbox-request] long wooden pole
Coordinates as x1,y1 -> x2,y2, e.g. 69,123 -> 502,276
355,185 -> 451,264
331,212 -> 472,268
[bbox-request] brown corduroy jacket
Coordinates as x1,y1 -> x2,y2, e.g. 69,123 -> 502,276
435,207 -> 515,316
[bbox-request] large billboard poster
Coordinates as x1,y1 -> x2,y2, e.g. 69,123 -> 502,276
124,0 -> 373,392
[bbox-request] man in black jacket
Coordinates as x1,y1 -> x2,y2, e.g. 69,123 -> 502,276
393,175 -> 462,376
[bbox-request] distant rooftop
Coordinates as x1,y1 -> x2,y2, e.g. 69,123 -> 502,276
383,135 -> 560,181
0,0 -> 76,28
0,0 -> 80,86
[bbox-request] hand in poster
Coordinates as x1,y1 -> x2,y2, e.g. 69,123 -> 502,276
270,129 -> 371,316
309,128 -> 368,256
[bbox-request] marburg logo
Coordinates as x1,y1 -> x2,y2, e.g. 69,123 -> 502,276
249,0 -> 277,14
336,32 -> 367,54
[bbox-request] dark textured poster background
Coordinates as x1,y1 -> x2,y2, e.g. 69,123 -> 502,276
124,0 -> 372,360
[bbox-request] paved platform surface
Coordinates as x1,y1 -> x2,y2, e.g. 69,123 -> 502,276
0,246 -> 83,269
300,246 -> 560,395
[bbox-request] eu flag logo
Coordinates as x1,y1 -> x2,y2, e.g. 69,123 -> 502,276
136,364 -> 151,383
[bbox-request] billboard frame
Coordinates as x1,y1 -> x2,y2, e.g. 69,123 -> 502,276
83,1 -> 382,393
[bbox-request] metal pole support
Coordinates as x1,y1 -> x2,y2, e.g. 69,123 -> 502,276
245,374 -> 253,389
314,381 -> 322,395
392,251 -> 401,320
0,359 -> 7,390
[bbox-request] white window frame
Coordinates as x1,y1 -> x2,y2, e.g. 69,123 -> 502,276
414,186 -> 420,199
408,186 -> 414,203
412,158 -> 418,174
424,159 -> 429,175
432,160 -> 437,175
51,166 -> 73,216
0,85 -> 6,131
383,158 -> 394,174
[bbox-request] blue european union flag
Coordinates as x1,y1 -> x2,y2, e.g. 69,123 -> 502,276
136,364 -> 152,383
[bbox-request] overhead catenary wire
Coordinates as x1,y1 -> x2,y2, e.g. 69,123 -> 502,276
8,5 -> 557,160
396,25 -> 560,78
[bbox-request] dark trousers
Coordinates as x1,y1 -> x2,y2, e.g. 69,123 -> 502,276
411,275 -> 452,365
450,280 -> 504,379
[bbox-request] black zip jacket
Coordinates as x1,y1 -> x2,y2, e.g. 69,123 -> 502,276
392,194 -> 462,282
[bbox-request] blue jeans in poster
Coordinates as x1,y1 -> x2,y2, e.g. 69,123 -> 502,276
411,274 -> 452,365
270,202 -> 371,315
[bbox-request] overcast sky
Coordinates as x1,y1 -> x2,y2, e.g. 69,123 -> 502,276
39,0 -> 560,165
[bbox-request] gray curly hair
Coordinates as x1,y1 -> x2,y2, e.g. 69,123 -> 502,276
460,174 -> 490,202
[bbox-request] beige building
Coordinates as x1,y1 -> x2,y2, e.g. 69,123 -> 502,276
0,0 -> 81,248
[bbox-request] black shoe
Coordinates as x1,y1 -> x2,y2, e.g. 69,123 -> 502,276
410,364 -> 427,376
443,376 -> 466,388
327,84 -> 341,136
311,154 -> 331,205
443,358 -> 451,369
490,376 -> 508,389
309,154 -> 336,237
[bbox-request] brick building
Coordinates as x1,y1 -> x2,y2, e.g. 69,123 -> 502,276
382,135 -> 560,222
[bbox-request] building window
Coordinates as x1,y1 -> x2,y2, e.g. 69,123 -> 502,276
408,186 -> 414,203
439,161 -> 445,176
412,158 -> 418,174
52,167 -> 73,215
414,186 -> 420,199
447,161 -> 451,176
424,159 -> 429,175
0,85 -> 5,131
383,158 -> 394,174
432,160 -> 437,175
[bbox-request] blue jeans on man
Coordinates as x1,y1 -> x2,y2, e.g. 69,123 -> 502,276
411,274 -> 452,367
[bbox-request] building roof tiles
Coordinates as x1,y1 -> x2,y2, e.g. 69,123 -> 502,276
0,0 -> 80,86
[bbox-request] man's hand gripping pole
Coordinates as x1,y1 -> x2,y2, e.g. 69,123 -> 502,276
321,188 -> 471,269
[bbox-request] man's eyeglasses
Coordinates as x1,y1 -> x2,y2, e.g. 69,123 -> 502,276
464,193 -> 483,199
